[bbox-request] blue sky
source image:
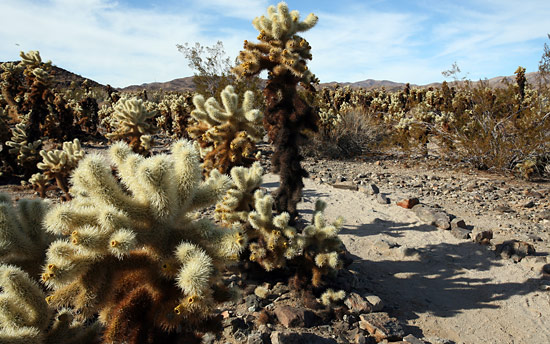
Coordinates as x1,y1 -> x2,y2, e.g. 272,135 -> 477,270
1,0 -> 549,87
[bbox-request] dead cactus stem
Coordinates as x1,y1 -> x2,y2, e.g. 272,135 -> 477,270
264,72 -> 318,221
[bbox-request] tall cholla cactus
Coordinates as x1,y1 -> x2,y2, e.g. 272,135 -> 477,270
41,140 -> 246,342
0,193 -> 52,277
32,139 -> 85,200
105,97 -> 158,155
188,85 -> 264,176
232,2 -> 320,223
0,265 -> 100,343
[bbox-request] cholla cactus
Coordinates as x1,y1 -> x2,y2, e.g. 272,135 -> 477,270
302,200 -> 344,286
105,97 -> 158,155
156,92 -> 193,138
233,2 -> 320,223
35,139 -> 85,200
216,162 -> 345,286
41,140 -> 246,342
215,161 -> 263,224
320,289 -> 346,307
188,85 -> 264,175
246,189 -> 300,271
5,122 -> 42,179
0,193 -> 52,277
0,264 -> 100,343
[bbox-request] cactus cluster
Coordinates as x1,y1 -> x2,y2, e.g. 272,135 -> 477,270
216,162 -> 345,287
40,140 -> 246,342
105,97 -> 158,155
188,85 -> 264,175
31,139 -> 85,200
233,2 -> 320,222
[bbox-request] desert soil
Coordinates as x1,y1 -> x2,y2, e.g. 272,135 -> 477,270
259,150 -> 550,344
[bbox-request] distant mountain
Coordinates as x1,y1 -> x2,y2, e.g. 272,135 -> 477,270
48,65 -> 106,90
122,72 -> 541,93
119,76 -> 195,92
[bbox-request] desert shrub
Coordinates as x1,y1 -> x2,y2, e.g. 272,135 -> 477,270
304,106 -> 385,159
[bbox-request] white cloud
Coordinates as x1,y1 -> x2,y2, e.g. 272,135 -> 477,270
1,0 -> 549,86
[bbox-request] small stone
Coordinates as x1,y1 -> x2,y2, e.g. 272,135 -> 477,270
273,305 -> 316,328
376,194 -> 390,204
403,334 -> 425,344
372,238 -> 398,252
451,227 -> 470,240
471,229 -> 493,245
344,292 -> 372,314
360,183 -> 380,195
354,333 -> 367,344
396,198 -> 419,209
332,181 -> 358,191
365,295 -> 384,312
519,199 -> 535,208
221,310 -> 231,319
247,331 -> 263,344
495,240 -> 535,261
434,212 -> 450,230
359,312 -> 404,342
450,218 -> 467,229
245,294 -> 259,310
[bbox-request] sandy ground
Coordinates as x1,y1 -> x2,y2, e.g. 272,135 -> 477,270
262,173 -> 550,344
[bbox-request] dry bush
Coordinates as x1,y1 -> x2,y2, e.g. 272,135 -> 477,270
303,107 -> 386,159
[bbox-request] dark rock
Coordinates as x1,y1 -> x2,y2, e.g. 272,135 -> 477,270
450,218 -> 467,229
396,198 -> 419,209
471,229 -> 493,245
245,294 -> 260,310
495,240 -> 535,261
273,305 -> 316,328
376,194 -> 390,204
364,295 -> 384,312
359,312 -> 405,342
270,331 -> 337,344
344,292 -> 372,314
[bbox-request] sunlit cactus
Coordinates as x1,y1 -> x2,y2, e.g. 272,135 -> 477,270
41,140 -> 246,342
0,264 -> 100,344
188,85 -> 264,175
0,193 -> 52,278
34,139 -> 85,200
105,97 -> 158,155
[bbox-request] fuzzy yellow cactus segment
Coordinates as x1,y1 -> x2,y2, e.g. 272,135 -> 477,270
246,189 -> 299,271
42,140 -> 246,339
215,161 -> 263,224
35,139 -> 85,200
188,85 -> 264,175
302,199 -> 344,287
0,264 -> 100,344
320,289 -> 346,307
105,97 -> 158,155
0,194 -> 52,277
233,2 -> 318,84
